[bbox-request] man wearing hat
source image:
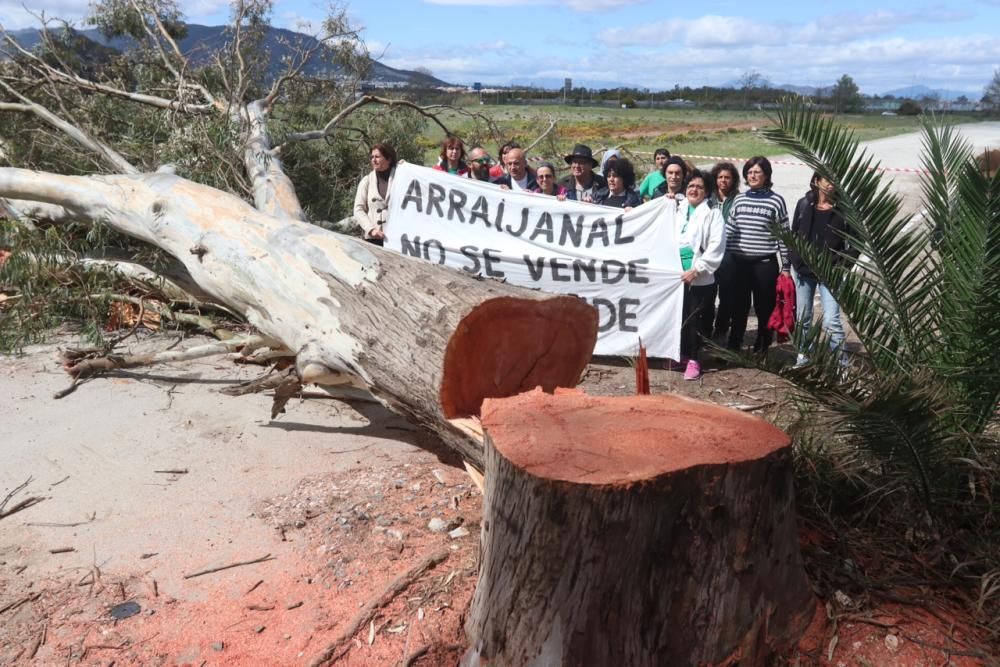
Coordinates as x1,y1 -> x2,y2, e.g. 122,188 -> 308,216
560,144 -> 608,203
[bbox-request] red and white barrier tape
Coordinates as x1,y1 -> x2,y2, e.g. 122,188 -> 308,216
643,151 -> 930,175
526,151 -> 929,174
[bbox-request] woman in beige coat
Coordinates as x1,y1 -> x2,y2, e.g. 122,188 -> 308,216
353,143 -> 397,246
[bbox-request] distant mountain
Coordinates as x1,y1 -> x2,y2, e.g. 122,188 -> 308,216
508,76 -> 636,91
879,84 -> 971,101
4,24 -> 450,88
775,83 -> 819,96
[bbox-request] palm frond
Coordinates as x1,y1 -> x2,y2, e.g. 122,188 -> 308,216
763,99 -> 939,371
751,100 -> 1000,509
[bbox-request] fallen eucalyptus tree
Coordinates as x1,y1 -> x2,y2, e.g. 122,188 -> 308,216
0,166 -> 597,467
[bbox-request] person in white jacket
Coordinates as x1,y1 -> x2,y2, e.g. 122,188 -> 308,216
672,168 -> 726,380
353,143 -> 397,246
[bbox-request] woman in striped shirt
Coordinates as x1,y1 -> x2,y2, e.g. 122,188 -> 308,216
724,156 -> 790,353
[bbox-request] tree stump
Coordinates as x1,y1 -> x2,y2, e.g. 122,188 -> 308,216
465,389 -> 819,667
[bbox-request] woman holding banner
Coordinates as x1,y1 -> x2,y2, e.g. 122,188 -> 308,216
596,159 -> 642,209
671,169 -> 726,380
532,161 -> 568,199
353,143 -> 398,246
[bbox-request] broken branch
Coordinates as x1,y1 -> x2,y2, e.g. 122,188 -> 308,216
183,554 -> 275,579
307,548 -> 450,667
0,477 -> 46,520
63,334 -> 273,379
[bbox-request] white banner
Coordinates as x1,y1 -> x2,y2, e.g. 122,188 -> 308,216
384,162 -> 683,359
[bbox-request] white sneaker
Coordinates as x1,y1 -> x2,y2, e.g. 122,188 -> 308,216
794,354 -> 809,368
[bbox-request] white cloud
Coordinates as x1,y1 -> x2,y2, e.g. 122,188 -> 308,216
563,0 -> 644,10
597,19 -> 684,47
0,0 -> 232,30
364,39 -> 390,58
613,33 -> 1000,92
682,16 -> 755,47
422,0 -> 644,10
423,0 -> 540,5
0,0 -> 91,30
598,16 -> 762,48
276,12 -> 320,33
470,39 -> 510,51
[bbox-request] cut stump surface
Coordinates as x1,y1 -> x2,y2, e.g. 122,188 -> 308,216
466,388 -> 819,667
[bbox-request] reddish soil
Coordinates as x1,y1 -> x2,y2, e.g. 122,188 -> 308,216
1,354 -> 995,666
1,462 -> 481,666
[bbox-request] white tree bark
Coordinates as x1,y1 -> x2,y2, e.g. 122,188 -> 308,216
0,167 -> 597,466
242,100 -> 307,221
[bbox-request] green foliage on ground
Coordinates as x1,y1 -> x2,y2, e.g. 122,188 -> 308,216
418,103 -> 981,173
737,101 -> 1000,639
759,100 -> 999,508
0,219 -> 123,351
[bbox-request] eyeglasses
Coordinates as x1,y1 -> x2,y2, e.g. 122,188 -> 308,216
687,183 -> 705,190
537,174 -> 554,179
472,158 -> 491,165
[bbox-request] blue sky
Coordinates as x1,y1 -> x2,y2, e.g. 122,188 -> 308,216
4,0 -> 999,94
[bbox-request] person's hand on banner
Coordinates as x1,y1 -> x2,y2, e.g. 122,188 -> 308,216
370,225 -> 385,239
681,268 -> 698,284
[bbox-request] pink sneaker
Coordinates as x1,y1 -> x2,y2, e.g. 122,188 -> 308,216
683,360 -> 702,381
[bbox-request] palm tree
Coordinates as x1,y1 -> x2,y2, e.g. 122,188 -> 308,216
756,99 -> 999,509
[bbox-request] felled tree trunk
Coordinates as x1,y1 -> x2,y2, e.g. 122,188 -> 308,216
466,389 -> 819,666
0,168 -> 598,467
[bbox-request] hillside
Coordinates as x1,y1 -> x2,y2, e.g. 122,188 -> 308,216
2,24 -> 450,87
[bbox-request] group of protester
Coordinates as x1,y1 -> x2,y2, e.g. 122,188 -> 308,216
354,138 -> 853,380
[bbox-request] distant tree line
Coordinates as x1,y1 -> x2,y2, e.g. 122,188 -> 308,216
402,71 -> 997,117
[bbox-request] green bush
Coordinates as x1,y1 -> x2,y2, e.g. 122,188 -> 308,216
758,99 -> 999,510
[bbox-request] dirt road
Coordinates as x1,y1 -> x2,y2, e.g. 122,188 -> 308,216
759,120 -> 1000,217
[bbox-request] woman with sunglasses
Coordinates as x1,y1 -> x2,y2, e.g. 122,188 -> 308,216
531,161 -> 568,199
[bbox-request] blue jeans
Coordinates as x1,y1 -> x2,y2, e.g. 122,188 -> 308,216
794,270 -> 846,362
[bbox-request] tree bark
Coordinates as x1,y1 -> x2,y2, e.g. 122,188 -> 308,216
0,168 -> 597,467
466,389 -> 819,666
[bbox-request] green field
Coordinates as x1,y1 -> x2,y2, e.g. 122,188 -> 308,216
421,104 -> 979,170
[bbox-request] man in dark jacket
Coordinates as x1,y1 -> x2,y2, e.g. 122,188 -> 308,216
559,144 -> 608,202
491,148 -> 537,191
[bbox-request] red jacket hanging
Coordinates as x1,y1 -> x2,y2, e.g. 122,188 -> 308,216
768,273 -> 796,343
